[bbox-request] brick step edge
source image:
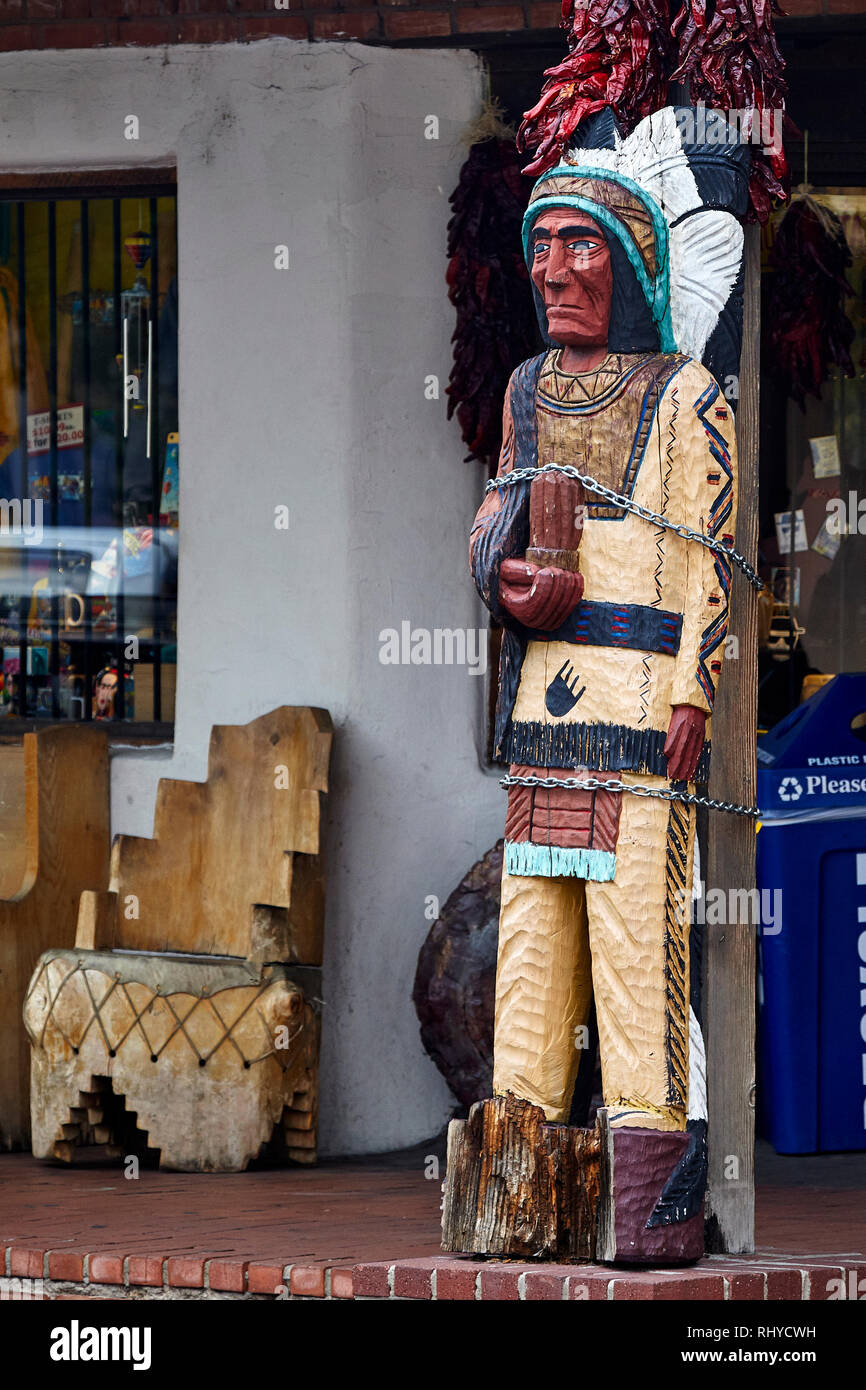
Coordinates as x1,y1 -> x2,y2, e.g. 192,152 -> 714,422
3,1248 -> 865,1301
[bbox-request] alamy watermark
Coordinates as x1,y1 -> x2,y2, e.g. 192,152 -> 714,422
674,103 -> 783,158
826,491 -> 866,537
0,498 -> 43,543
379,622 -> 487,676
675,879 -> 783,935
50,1321 -> 151,1370
1,1275 -> 44,1300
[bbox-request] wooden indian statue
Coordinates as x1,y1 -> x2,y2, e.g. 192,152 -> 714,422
443,107 -> 752,1264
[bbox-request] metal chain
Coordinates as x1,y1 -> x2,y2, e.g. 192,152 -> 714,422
485,464 -> 763,591
500,772 -> 760,819
487,460 -> 762,818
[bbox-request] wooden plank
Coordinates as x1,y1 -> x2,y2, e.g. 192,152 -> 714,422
704,224 -> 761,1255
75,890 -> 118,951
108,706 -> 332,960
0,746 -> 27,901
0,726 -> 110,1148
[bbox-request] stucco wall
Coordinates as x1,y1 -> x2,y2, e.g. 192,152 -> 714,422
0,40 -> 504,1155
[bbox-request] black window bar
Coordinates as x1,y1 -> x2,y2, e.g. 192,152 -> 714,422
149,194 -> 161,727
15,199 -> 28,718
111,195 -> 125,722
2,181 -> 176,729
48,199 -> 60,721
81,197 -> 93,716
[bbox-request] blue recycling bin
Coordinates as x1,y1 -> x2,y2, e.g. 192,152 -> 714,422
757,674 -> 866,1153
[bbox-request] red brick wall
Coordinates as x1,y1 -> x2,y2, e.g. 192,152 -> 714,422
0,0 -> 860,53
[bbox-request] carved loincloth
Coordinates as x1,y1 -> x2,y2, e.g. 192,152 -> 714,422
504,764 -> 622,880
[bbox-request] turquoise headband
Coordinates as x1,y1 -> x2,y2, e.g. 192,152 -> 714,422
522,165 -> 677,354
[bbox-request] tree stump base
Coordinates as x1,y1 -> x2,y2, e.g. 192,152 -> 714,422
441,1094 -> 705,1265
441,1093 -> 602,1261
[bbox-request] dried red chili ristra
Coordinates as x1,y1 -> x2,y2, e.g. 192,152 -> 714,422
672,0 -> 789,222
518,0 -> 673,176
519,0 -> 788,213
445,139 -> 537,469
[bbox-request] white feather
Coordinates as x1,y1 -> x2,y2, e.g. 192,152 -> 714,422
671,211 -> 744,361
688,1006 -> 708,1123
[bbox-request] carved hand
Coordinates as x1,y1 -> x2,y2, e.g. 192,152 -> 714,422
499,558 -> 584,630
664,705 -> 708,782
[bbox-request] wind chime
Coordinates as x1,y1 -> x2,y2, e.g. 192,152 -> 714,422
121,214 -> 154,461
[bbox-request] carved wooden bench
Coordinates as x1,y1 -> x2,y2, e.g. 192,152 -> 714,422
23,706 -> 332,1172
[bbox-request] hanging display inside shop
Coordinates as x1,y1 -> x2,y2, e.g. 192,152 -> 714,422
121,227 -> 153,451
0,265 -> 50,468
766,188 -> 856,408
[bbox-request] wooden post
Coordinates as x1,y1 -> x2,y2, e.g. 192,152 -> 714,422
704,224 -> 761,1254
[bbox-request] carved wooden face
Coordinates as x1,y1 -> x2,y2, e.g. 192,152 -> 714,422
529,209 -> 613,350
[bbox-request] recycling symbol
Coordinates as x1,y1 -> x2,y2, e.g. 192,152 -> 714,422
778,776 -> 803,803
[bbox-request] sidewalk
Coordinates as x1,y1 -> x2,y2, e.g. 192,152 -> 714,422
1,1142 -> 863,1301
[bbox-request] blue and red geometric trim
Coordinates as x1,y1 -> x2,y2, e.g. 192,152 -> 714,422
694,382 -> 734,708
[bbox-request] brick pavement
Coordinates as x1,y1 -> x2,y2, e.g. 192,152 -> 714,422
1,1152 -> 863,1300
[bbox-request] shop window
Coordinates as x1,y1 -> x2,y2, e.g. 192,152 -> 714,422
759,188 -> 866,726
0,174 -> 178,727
